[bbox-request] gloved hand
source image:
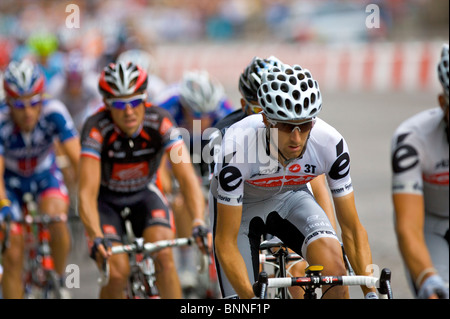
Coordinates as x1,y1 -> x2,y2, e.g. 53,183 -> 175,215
89,237 -> 112,261
192,223 -> 211,254
418,275 -> 449,299
0,200 -> 13,223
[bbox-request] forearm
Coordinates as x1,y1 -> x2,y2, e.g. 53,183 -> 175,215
78,194 -> 103,240
397,227 -> 435,285
215,241 -> 254,298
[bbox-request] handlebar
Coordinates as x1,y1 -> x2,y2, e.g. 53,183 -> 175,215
98,237 -> 196,286
254,267 -> 393,299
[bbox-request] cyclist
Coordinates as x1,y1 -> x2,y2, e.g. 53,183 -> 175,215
212,63 -> 377,299
391,44 -> 449,299
155,70 -> 233,294
0,59 -> 80,299
78,61 -> 211,299
208,56 -> 336,299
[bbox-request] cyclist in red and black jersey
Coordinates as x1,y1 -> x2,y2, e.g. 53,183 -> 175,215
78,61 -> 211,299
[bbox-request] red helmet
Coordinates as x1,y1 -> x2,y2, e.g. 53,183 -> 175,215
98,61 -> 148,97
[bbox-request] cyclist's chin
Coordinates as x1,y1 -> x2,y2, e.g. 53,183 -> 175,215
119,120 -> 139,136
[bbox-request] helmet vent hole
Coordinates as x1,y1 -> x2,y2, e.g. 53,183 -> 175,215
271,82 -> 279,90
297,73 -> 305,81
305,72 -> 311,78
292,90 -> 301,100
295,104 -> 302,114
268,74 -> 275,81
311,93 -> 316,104
266,95 -> 272,103
289,76 -> 297,85
277,74 -> 286,81
300,82 -> 308,92
275,95 -> 283,107
304,97 -> 310,109
262,84 -> 269,93
308,80 -> 313,88
277,110 -> 287,118
285,99 -> 292,111
285,68 -> 294,75
280,83 -> 289,93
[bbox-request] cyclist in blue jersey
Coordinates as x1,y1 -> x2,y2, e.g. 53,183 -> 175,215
0,59 -> 80,299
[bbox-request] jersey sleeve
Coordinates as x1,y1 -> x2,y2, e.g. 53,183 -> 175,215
391,129 -> 423,195
325,136 -> 354,197
215,128 -> 249,206
46,100 -> 78,142
156,107 -> 184,152
79,115 -> 103,160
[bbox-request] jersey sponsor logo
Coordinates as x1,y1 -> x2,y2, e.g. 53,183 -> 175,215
89,127 -> 103,144
218,152 -> 243,192
423,172 -> 449,185
247,174 -> 315,187
151,209 -> 166,219
102,224 -> 117,236
289,164 -> 301,173
111,162 -> 149,180
392,132 -> 419,173
329,139 -> 350,180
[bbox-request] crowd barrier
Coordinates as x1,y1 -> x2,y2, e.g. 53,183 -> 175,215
155,41 -> 444,93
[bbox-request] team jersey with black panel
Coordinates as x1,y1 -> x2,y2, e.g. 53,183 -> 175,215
211,114 -> 353,205
80,103 -> 183,193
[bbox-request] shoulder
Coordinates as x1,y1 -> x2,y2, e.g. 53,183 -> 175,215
393,107 -> 442,139
310,118 -> 345,147
41,97 -> 70,116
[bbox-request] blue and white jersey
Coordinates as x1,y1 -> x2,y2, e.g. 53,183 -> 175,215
0,98 -> 78,177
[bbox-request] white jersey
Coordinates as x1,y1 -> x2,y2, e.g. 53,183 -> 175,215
211,114 -> 353,206
391,107 -> 449,218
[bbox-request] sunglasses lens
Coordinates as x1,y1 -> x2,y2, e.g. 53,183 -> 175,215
109,97 -> 144,109
273,120 -> 314,133
12,96 -> 41,108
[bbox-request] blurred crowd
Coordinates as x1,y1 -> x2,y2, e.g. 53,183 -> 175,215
0,0 -> 448,100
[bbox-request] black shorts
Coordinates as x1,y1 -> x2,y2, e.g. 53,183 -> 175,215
97,184 -> 175,243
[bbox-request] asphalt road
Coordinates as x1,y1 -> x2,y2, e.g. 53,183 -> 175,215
66,90 -> 437,299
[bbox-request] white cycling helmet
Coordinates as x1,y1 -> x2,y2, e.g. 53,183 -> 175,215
117,49 -> 155,74
98,61 -> 148,98
179,70 -> 224,115
438,44 -> 449,97
257,63 -> 322,121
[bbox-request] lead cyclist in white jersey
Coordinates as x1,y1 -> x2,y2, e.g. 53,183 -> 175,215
212,63 -> 377,299
391,44 -> 449,299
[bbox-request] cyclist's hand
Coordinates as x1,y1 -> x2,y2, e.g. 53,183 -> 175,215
418,275 -> 449,299
90,237 -> 112,266
0,202 -> 13,223
192,222 -> 212,255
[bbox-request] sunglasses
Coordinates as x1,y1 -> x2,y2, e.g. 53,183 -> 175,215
268,118 -> 316,134
106,94 -> 147,110
11,95 -> 42,109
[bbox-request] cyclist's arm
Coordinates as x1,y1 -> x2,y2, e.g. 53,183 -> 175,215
309,174 -> 337,230
169,143 -> 210,248
78,155 -> 103,242
0,155 -> 7,200
333,192 -> 376,296
393,193 -> 437,293
59,136 -> 81,174
215,202 -> 254,299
